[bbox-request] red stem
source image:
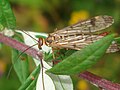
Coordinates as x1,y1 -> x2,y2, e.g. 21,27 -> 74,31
79,71 -> 120,90
0,33 -> 43,60
0,33 -> 120,89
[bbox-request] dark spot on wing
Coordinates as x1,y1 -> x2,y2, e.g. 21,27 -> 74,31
90,18 -> 96,26
103,15 -> 113,23
73,44 -> 77,48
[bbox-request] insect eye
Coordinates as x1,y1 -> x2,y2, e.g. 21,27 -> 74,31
38,38 -> 43,49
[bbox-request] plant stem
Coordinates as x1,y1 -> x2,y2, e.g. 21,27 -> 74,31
0,33 -> 120,89
0,33 -> 43,60
79,71 -> 120,90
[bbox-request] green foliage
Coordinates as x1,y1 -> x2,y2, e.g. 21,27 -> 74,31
10,0 -> 44,8
0,24 -> 4,30
12,35 -> 29,84
35,35 -> 47,39
18,65 -> 40,90
71,0 -> 94,11
47,34 -> 115,75
0,76 -> 20,90
44,51 -> 53,62
44,49 -> 76,62
0,0 -> 16,29
115,37 -> 120,44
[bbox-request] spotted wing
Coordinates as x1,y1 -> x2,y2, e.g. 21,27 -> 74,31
50,15 -> 114,36
47,15 -> 118,52
49,34 -> 119,53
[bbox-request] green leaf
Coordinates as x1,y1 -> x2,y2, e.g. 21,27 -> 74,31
35,35 -> 47,39
0,0 -> 16,29
12,35 -> 29,83
0,43 -> 2,49
25,76 -> 37,90
115,37 -> 120,44
18,65 -> 40,90
0,24 -> 4,30
47,34 -> 115,75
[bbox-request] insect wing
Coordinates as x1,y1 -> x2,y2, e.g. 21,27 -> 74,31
47,15 -> 117,52
106,41 -> 120,53
51,15 -> 114,36
49,35 -> 104,50
48,34 -> 120,52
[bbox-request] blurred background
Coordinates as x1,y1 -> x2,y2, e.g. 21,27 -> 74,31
0,0 -> 120,90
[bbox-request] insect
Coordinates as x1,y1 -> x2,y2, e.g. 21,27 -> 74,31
38,15 -> 119,53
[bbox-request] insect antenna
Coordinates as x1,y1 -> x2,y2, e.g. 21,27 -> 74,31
7,30 -> 43,78
7,43 -> 38,79
20,30 -> 39,42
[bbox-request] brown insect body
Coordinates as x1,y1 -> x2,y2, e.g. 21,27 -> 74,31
46,34 -> 104,50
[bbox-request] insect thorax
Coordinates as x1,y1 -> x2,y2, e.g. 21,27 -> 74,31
45,34 -> 62,46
